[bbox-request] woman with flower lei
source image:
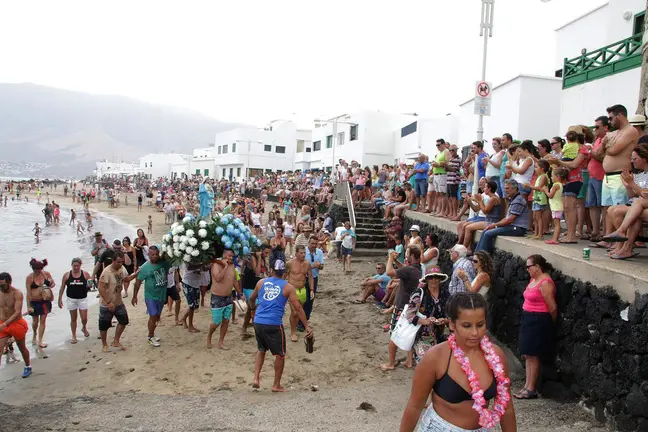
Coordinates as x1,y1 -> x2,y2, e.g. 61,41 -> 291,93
400,292 -> 516,432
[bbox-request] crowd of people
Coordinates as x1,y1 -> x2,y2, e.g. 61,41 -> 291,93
349,104 -> 646,260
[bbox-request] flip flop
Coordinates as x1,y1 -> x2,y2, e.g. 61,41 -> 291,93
610,252 -> 640,260
351,300 -> 364,304
513,388 -> 538,400
601,234 -> 628,243
544,240 -> 560,245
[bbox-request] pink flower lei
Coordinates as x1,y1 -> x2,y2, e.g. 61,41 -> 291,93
447,333 -> 511,429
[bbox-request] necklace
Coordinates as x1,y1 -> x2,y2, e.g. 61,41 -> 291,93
447,333 -> 511,428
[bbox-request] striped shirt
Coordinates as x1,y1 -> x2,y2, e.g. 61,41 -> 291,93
446,156 -> 462,185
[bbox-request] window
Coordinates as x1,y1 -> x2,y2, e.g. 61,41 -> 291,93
218,146 -> 221,155
232,142 -> 236,152
338,132 -> 345,146
296,140 -> 305,152
229,168 -> 233,179
326,135 -> 333,148
350,124 -> 358,141
634,11 -> 645,35
203,169 -> 209,176
401,121 -> 418,137
275,146 -> 286,154
306,147 -> 312,153
150,162 -> 153,167
145,163 -> 148,168
313,141 -> 321,151
237,167 -> 241,177
195,169 -> 200,175
222,168 -> 226,178
264,145 -> 272,152
222,145 -> 228,154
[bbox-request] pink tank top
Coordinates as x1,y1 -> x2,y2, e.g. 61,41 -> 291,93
522,277 -> 555,313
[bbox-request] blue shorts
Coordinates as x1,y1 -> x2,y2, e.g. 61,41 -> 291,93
467,216 -> 486,223
210,294 -> 233,325
586,177 -> 603,208
415,179 -> 428,197
145,299 -> 165,317
182,282 -> 201,310
532,203 -> 548,212
341,246 -> 353,256
466,182 -> 474,195
353,185 -> 364,191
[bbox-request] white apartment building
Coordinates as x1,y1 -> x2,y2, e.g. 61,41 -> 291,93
394,115 -> 460,163
139,153 -> 191,179
94,161 -> 139,178
212,121 -> 304,181
189,146 -> 217,178
458,75 -> 562,153
557,0 -> 644,131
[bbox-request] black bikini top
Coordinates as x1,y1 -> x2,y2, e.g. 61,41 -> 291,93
433,350 -> 497,404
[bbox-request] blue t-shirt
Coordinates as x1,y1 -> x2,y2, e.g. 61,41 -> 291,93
395,244 -> 405,263
499,153 -> 509,177
414,162 -> 430,180
477,152 -> 488,179
373,273 -> 391,291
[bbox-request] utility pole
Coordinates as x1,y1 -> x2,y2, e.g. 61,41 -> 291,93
637,0 -> 648,123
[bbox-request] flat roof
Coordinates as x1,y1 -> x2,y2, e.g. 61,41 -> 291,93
555,2 -> 608,32
459,74 -> 561,106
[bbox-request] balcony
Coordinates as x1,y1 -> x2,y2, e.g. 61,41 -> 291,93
562,34 -> 643,89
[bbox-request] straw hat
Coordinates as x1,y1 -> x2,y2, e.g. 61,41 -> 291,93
419,266 -> 449,283
629,114 -> 647,126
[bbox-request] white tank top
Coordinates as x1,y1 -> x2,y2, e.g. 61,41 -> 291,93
423,247 -> 439,270
284,223 -> 294,236
474,274 -> 490,298
513,157 -> 535,186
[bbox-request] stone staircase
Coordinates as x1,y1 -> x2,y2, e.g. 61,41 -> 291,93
353,203 -> 389,256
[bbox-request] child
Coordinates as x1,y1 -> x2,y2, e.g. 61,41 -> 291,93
86,212 -> 93,229
33,223 -> 41,240
542,167 -> 567,245
76,220 -> 85,235
69,209 -> 76,226
525,159 -> 550,240
147,215 -> 153,234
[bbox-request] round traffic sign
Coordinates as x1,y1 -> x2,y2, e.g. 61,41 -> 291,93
477,81 -> 490,98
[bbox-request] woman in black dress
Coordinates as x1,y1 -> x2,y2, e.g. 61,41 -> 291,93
134,229 -> 149,268
122,236 -> 137,297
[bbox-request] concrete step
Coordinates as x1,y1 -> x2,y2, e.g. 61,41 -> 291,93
355,227 -> 385,236
353,248 -> 389,257
356,240 -> 389,249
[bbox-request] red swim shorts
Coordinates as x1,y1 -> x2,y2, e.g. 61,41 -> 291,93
0,319 -> 29,341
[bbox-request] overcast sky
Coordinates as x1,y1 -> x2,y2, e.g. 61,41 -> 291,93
0,0 -> 607,127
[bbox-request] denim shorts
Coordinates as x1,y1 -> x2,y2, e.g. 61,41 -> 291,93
563,181 -> 583,197
532,203 -> 548,212
415,179 -> 428,196
145,299 -> 165,316
586,177 -> 603,208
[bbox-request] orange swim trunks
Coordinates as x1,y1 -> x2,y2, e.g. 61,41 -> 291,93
0,319 -> 29,341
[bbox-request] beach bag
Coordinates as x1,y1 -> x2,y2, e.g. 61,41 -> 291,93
390,304 -> 421,351
234,298 -> 248,313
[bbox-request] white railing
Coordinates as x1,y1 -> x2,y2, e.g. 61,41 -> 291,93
333,182 -> 356,229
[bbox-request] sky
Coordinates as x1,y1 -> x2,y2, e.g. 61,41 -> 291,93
0,0 -> 608,127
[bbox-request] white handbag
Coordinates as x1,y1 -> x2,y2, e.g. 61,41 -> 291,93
390,288 -> 425,351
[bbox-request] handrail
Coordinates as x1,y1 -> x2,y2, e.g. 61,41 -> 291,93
563,34 -> 642,88
344,181 -> 356,230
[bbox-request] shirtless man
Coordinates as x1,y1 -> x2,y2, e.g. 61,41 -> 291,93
596,104 -> 639,247
285,245 -> 313,342
98,251 -> 137,352
0,273 -> 32,378
207,249 -> 239,349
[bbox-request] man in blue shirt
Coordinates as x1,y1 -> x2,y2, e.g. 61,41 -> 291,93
474,179 -> 529,253
303,236 -> 325,325
472,141 -> 489,182
411,153 -> 430,211
354,263 -> 390,303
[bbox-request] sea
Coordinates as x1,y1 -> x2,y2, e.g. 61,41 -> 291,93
0,198 -> 136,360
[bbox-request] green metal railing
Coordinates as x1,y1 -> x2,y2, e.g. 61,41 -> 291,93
562,34 -> 643,89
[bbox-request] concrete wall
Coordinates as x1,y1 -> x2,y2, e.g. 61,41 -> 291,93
394,116 -> 460,163
559,67 -> 641,132
518,77 -> 563,141
139,153 -> 190,179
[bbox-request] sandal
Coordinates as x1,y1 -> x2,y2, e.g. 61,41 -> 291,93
513,388 -> 538,399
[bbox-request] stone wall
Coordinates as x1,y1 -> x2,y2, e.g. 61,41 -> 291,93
402,215 -> 648,432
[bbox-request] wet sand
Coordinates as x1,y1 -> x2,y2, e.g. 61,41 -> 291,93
0,189 -> 607,431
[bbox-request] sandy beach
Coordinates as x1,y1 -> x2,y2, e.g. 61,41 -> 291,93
0,189 -> 608,431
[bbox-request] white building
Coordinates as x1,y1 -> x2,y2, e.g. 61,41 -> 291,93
94,161 -> 139,178
212,121 -> 303,181
139,153 -> 191,179
189,146 -> 217,178
457,75 -> 562,154
557,0 -> 644,132
394,115 -> 460,163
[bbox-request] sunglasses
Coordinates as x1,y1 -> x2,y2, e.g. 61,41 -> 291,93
526,264 -> 536,269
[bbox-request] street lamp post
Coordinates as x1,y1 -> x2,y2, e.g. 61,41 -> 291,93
471,0 -> 495,216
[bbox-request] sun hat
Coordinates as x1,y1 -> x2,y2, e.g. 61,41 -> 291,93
94,231 -> 103,237
409,225 -> 421,232
629,114 -> 647,126
419,266 -> 449,283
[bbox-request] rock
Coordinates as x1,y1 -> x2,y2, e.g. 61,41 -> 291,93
78,367 -> 86,372
357,402 -> 375,412
629,304 -> 643,324
129,368 -> 135,373
638,418 -> 648,432
636,292 -> 648,313
310,384 -> 319,392
626,385 -> 648,416
125,414 -> 133,419
538,381 -> 577,402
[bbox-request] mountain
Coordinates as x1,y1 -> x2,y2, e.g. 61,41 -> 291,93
0,83 -> 238,177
